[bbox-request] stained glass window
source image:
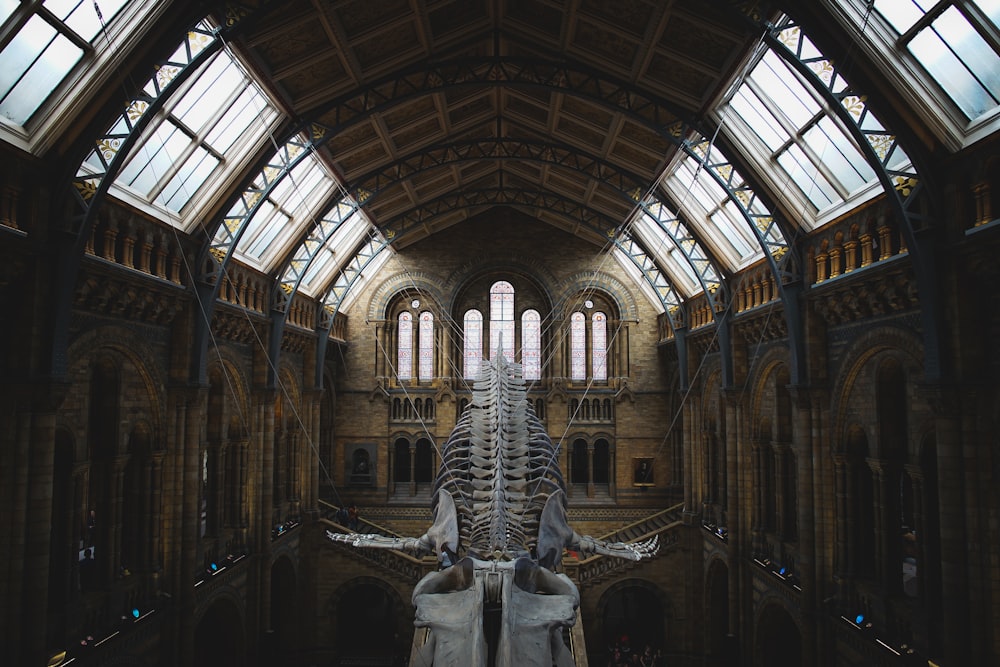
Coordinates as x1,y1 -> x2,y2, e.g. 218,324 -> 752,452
592,311 -> 608,382
570,312 -> 586,381
419,311 -> 434,382
464,309 -> 483,380
522,309 -> 541,381
397,311 -> 412,381
489,281 -> 514,362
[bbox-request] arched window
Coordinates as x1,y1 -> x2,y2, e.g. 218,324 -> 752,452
463,309 -> 483,380
397,311 -> 413,381
592,311 -> 608,382
522,309 -> 541,381
570,312 -> 586,381
419,311 -> 434,381
490,281 -> 515,361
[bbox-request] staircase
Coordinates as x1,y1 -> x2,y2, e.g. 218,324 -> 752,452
319,500 -> 431,585
566,502 -> 685,589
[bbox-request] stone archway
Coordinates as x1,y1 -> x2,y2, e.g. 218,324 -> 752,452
271,556 -> 298,646
332,578 -> 409,666
754,602 -> 801,667
705,559 -> 731,666
597,579 -> 669,660
194,596 -> 245,667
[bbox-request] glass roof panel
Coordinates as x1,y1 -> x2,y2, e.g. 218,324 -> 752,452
611,246 -> 668,315
662,154 -> 763,270
298,209 -> 372,297
235,149 -> 336,270
717,21 -> 894,227
0,0 -> 131,126
630,212 -> 700,296
114,42 -> 278,218
0,15 -> 82,124
872,0 -> 1000,121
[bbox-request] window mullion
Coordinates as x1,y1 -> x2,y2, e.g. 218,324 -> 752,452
959,2 -> 1000,51
35,4 -> 93,52
0,2 -> 40,50
745,76 -> 802,144
896,1 -> 950,44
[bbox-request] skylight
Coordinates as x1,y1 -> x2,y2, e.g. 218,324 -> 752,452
721,40 -> 877,223
661,151 -> 763,271
235,149 -> 333,271
113,37 -> 278,219
873,0 -> 1000,121
0,0 -> 130,126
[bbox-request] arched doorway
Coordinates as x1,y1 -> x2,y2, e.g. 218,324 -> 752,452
334,579 -> 408,666
194,597 -> 245,667
599,580 -> 668,660
271,556 -> 298,646
755,602 -> 801,667
706,560 -> 731,666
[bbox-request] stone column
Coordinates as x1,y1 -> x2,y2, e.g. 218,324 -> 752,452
682,400 -> 696,519
179,388 -> 206,667
790,387 -> 818,666
750,439 -> 764,555
833,454 -> 849,596
867,458 -> 887,587
150,453 -> 164,574
256,391 -> 277,642
722,388 -> 744,643
919,387 -> 971,665
586,442 -> 595,497
772,443 -> 788,539
110,457 -> 126,582
21,391 -> 60,667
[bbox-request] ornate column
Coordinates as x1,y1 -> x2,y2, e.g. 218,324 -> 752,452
918,386 -> 971,665
256,390 -> 277,640
722,388 -> 744,644
904,464 -> 925,599
178,387 -> 206,667
150,453 -> 164,574
110,456 -> 127,581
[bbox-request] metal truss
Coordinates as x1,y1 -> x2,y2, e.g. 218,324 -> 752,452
762,14 -> 943,378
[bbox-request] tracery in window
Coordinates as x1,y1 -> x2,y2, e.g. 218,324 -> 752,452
463,309 -> 483,380
397,311 -> 412,381
522,309 -> 541,381
419,311 -> 434,382
490,281 -> 514,361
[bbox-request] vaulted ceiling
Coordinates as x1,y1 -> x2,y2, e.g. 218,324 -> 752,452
235,0 -> 759,250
